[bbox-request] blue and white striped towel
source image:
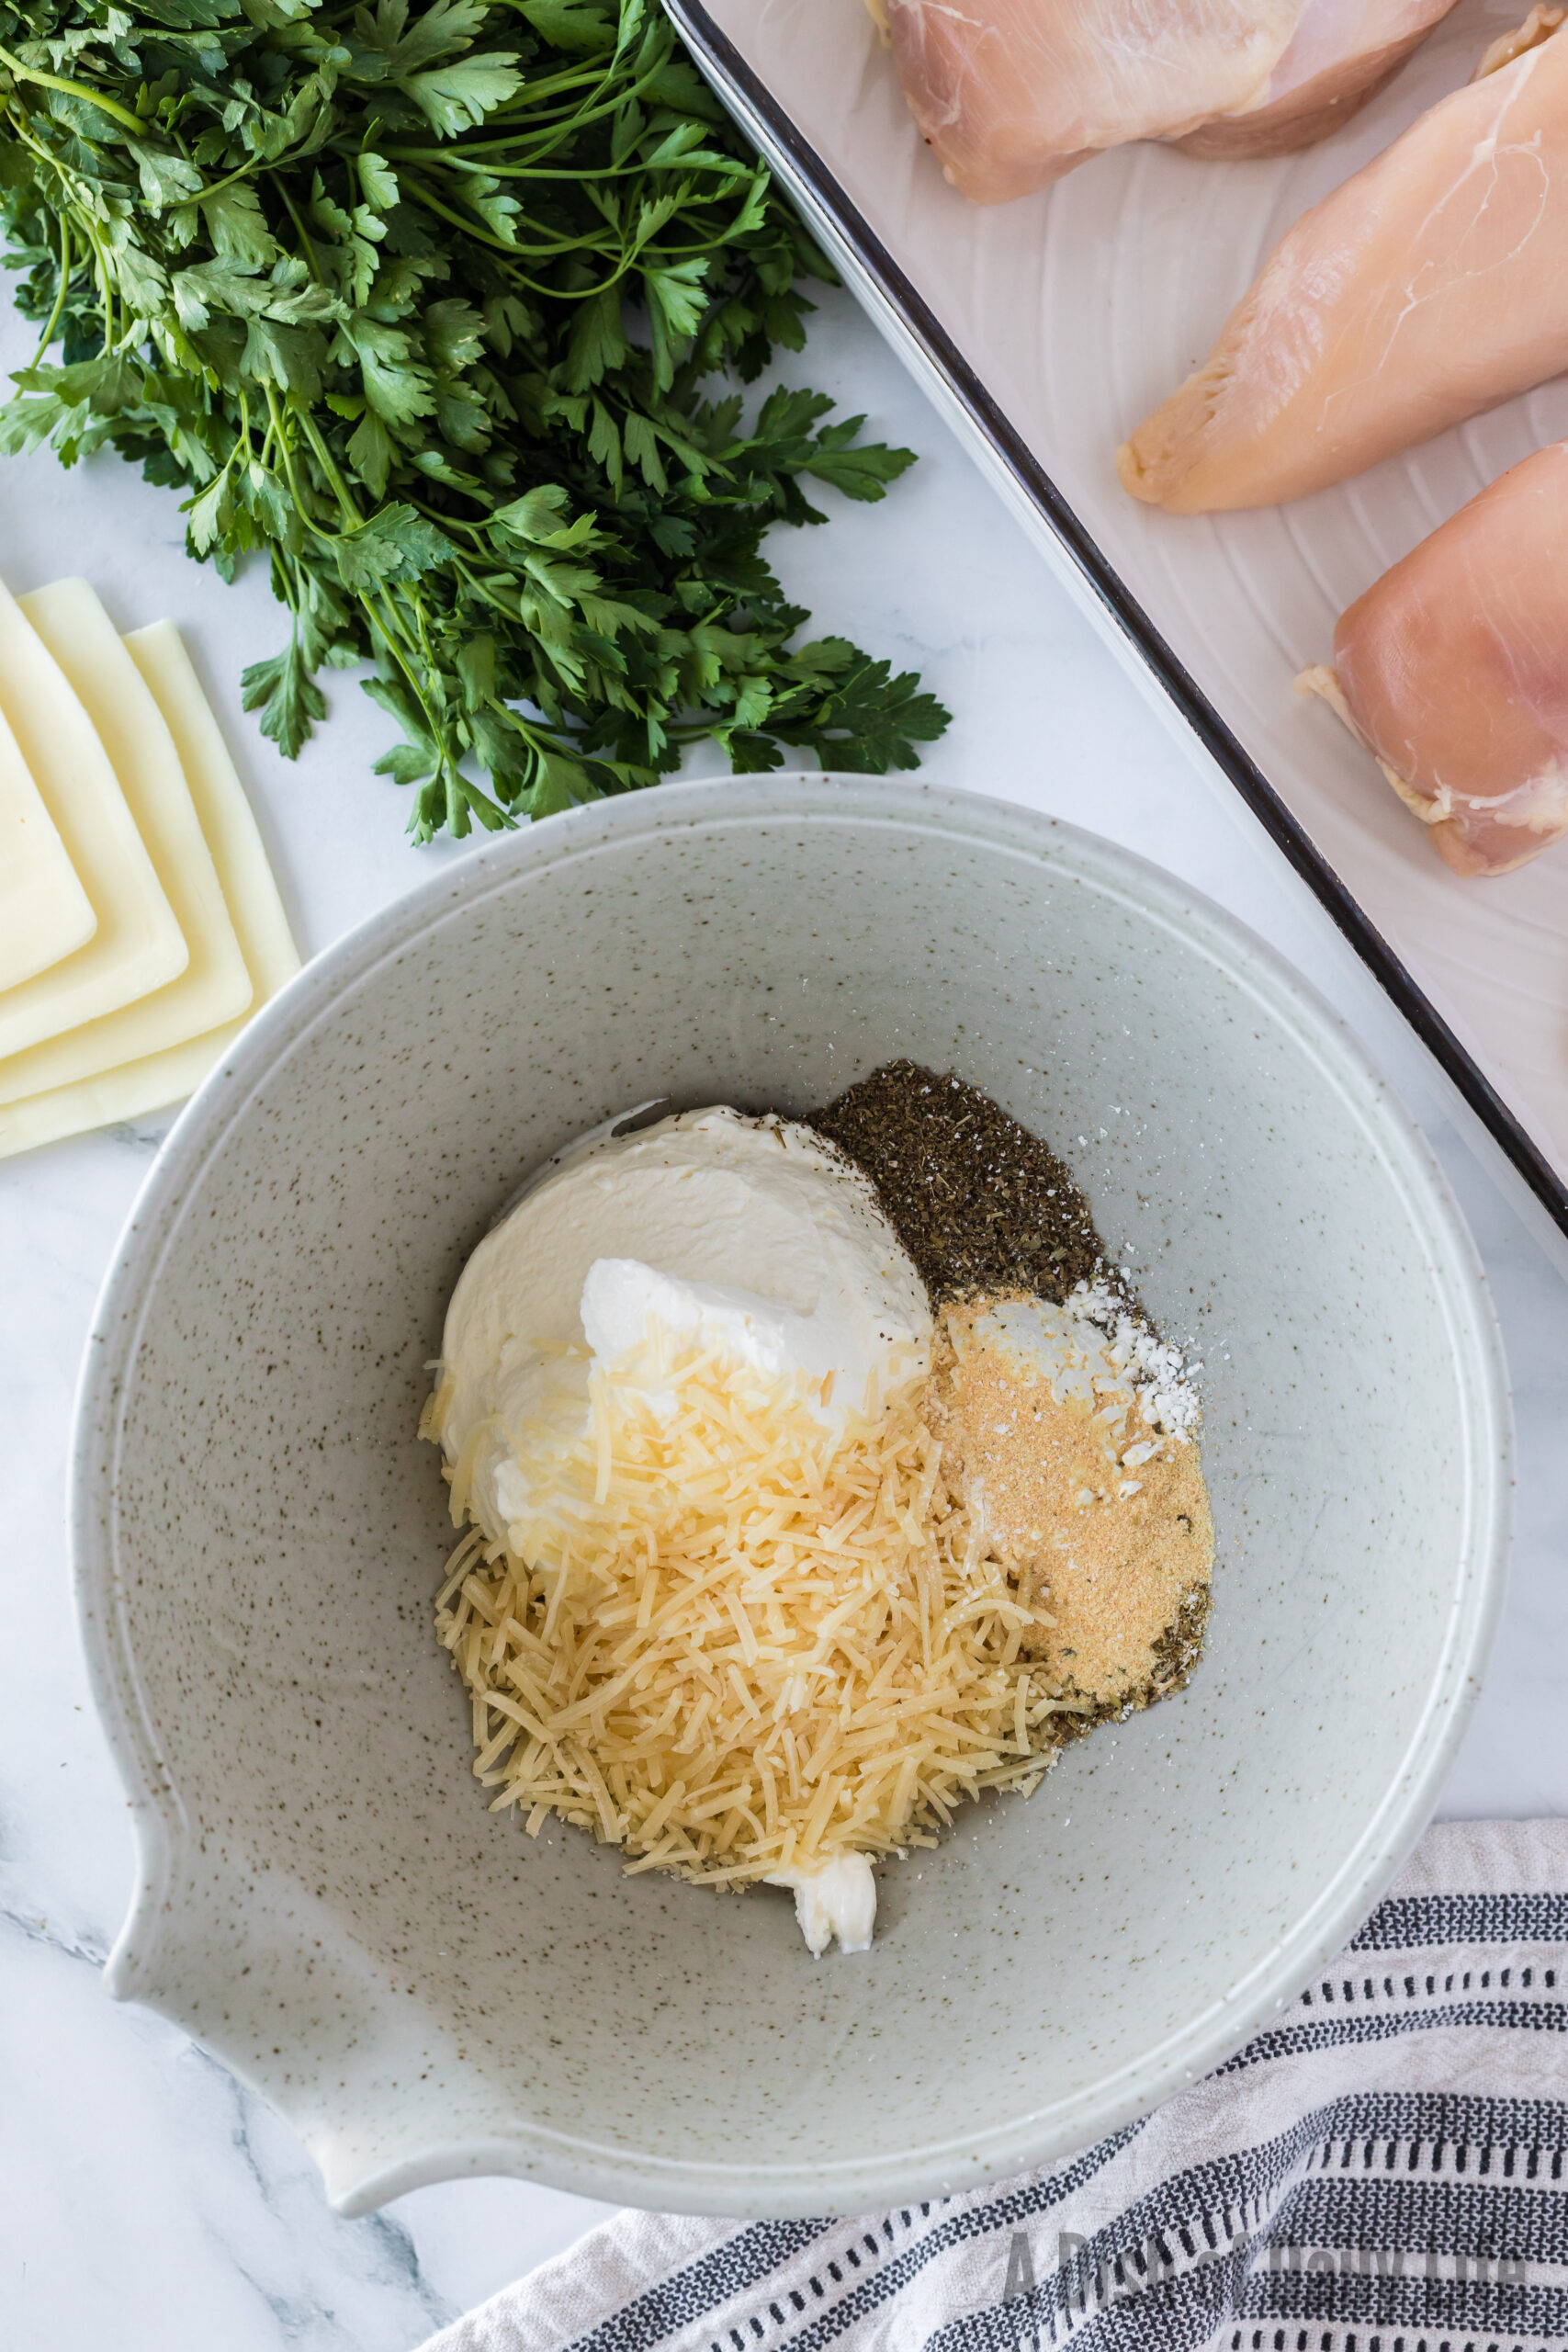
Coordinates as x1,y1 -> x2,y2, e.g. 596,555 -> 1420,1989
420,1821 -> 1568,2352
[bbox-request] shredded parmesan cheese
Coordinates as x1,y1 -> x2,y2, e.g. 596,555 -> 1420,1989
432,1340 -> 1072,1884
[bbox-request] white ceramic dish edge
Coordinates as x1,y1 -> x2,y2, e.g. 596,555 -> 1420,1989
70,775 -> 1515,2216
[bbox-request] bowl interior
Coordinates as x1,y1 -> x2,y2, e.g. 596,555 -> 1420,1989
82,780 -> 1504,2215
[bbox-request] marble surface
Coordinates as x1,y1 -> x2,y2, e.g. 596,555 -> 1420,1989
2,272 -> 1566,2351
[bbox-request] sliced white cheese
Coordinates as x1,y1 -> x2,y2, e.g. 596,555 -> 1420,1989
0,580 -> 252,1107
0,580 -> 186,1057
0,620 -> 301,1161
0,692 -> 96,992
126,623 -> 300,999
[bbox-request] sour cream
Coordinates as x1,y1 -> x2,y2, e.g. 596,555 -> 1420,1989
435,1105 -> 932,1555
766,1852 -> 877,1957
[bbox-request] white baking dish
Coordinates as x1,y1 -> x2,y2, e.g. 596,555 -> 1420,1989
668,0 -> 1568,1249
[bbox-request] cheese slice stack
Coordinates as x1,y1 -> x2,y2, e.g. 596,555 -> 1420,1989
0,579 -> 299,1161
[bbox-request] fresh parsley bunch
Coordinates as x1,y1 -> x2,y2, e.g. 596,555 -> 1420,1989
0,0 -> 949,839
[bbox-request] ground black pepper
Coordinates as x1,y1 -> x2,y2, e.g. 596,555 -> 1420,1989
807,1060 -> 1107,1306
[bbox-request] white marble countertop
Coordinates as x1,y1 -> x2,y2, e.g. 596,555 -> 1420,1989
4,277 -> 1566,2352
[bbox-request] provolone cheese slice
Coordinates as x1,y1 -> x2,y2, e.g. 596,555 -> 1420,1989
125,623 -> 299,998
0,581 -> 252,1107
0,580 -> 186,1057
0,694 -> 96,992
0,621 -> 300,1160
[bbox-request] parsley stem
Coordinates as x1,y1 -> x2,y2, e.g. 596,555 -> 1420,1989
269,173 -> 322,282
394,166 -> 637,271
298,409 -> 363,529
262,382 -> 321,533
2,120 -> 114,342
389,149 -> 743,186
197,153 -> 275,207
29,209 -> 71,366
0,47 -> 144,135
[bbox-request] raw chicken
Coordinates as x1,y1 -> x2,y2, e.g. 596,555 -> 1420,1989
1174,0 -> 1460,156
1119,12 -> 1568,510
876,0 -> 1454,203
1298,439 -> 1568,876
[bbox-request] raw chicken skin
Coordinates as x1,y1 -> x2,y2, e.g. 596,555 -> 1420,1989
1298,440 -> 1568,876
879,0 -> 1455,201
1119,17 -> 1568,510
1174,0 -> 1456,157
882,0 -> 1301,202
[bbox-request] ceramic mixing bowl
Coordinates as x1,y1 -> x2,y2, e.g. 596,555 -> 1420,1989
72,775 -> 1510,2218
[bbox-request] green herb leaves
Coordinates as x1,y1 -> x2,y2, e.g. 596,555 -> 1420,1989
0,0 -> 949,841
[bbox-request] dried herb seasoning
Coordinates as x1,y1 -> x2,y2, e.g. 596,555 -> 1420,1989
808,1059 -> 1106,1306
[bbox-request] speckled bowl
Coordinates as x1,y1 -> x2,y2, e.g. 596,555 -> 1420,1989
73,775 -> 1510,2219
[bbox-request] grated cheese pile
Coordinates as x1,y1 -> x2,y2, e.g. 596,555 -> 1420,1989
428,1340 -> 1079,1885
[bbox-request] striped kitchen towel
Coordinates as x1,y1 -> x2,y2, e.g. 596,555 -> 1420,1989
418,1820 -> 1568,2352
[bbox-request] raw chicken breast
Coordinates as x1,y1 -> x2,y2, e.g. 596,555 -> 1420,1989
1174,0 -> 1455,157
882,0 -> 1301,203
878,0 -> 1454,201
1298,440 -> 1568,876
1120,14 -> 1568,510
